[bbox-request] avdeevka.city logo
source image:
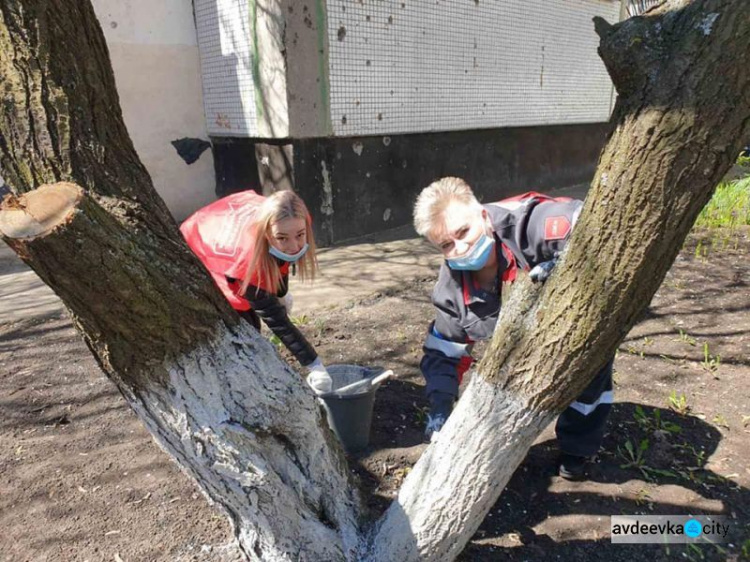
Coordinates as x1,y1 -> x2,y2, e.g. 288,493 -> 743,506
684,518 -> 703,538
610,515 -> 730,544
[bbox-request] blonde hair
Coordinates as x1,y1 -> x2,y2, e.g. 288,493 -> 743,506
241,190 -> 318,295
413,177 -> 482,238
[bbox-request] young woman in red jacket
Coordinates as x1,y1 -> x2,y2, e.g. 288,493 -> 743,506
180,189 -> 332,393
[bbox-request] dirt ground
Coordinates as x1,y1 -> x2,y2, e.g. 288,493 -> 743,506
1,228 -> 749,561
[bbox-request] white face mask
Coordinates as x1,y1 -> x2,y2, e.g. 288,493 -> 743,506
269,243 -> 309,262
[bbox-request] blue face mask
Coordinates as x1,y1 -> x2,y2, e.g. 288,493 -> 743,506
446,233 -> 495,271
269,243 -> 309,263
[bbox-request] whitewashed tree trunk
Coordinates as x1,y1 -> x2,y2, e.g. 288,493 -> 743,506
135,320 -> 363,561
364,376 -> 557,561
363,1 -> 750,559
1,1 -> 748,561
0,183 -> 362,560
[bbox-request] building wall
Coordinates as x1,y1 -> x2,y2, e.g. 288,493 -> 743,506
214,121 -> 611,245
203,1 -> 623,244
326,0 -> 621,136
91,0 -> 216,221
195,0 -> 620,139
194,0 -> 261,137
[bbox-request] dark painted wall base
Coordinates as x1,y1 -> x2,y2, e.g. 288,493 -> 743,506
213,122 -> 611,246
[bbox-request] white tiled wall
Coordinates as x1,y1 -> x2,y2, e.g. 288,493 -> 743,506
194,0 -> 621,139
326,0 -> 621,136
625,0 -> 663,17
195,0 -> 259,137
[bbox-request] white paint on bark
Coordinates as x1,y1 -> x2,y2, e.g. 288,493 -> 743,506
698,13 -> 719,35
363,375 -> 556,562
124,321 -> 361,561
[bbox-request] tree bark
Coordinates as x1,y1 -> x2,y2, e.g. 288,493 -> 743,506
365,0 -> 750,559
0,2 -> 363,560
0,180 -> 364,560
1,1 -> 748,561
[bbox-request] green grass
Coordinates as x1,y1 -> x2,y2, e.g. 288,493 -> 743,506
634,405 -> 682,434
689,174 -> 750,256
694,176 -> 750,229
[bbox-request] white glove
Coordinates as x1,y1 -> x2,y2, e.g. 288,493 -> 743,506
529,259 -> 557,283
282,293 -> 294,315
306,358 -> 332,394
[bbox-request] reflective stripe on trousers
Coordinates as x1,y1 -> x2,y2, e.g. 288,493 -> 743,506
555,358 -> 614,457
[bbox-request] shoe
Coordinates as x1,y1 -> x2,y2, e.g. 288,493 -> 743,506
424,413 -> 448,442
424,392 -> 454,442
558,453 -> 591,480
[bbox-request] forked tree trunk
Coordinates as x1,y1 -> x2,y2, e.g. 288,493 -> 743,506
1,1 -> 748,561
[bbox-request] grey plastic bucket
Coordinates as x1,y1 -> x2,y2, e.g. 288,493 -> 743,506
318,365 -> 384,452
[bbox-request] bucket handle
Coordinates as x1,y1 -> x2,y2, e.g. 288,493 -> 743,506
333,369 -> 394,395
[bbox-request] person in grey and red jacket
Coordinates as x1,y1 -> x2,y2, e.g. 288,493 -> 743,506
413,177 -> 614,480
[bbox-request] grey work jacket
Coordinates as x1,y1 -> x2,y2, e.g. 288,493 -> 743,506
420,193 -> 583,399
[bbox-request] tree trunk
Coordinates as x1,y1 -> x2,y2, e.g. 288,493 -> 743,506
1,1 -> 748,561
0,3 -> 362,560
365,1 -> 750,559
0,179 -> 364,560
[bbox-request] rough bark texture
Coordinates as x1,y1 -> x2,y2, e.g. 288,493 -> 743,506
0,1 -> 155,203
1,0 -> 748,561
1,184 -> 230,385
0,182 -> 364,560
0,0 -> 230,350
365,1 -> 750,559
0,2 -> 363,559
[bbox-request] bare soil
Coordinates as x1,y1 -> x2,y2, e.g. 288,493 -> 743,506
1,229 -> 749,562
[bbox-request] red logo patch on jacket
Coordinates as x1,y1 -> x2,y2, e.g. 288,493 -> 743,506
544,216 -> 571,240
